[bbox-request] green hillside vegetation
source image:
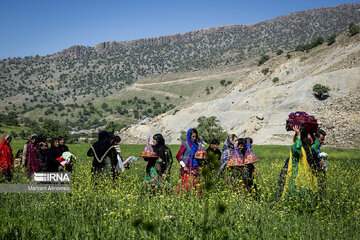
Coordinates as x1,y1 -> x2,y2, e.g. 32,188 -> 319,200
1,6 -> 360,132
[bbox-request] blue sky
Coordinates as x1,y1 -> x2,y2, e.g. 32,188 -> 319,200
1,0 -> 359,60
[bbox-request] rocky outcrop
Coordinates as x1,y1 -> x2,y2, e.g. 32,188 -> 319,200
56,3 -> 360,59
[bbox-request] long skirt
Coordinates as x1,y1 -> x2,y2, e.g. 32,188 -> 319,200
175,171 -> 201,196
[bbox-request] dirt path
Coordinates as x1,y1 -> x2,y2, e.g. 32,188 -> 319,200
135,68 -> 247,86
130,85 -> 182,98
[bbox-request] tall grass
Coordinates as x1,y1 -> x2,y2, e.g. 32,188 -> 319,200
1,140 -> 359,239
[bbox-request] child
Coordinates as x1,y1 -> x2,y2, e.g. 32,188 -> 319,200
113,136 -> 135,178
14,150 -> 24,169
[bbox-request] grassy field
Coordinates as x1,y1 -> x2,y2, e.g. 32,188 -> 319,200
1,140 -> 359,239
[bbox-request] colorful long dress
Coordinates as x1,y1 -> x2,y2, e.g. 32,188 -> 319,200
145,149 -> 173,194
218,136 -> 246,190
281,137 -> 318,201
175,129 -> 201,195
26,143 -> 42,174
0,136 -> 13,181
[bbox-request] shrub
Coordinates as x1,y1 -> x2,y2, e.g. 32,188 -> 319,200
262,68 -> 269,75
104,121 -> 127,133
296,37 -> 324,52
276,49 -> 283,55
272,77 -> 279,83
258,55 -> 270,66
101,103 -> 108,109
349,23 -> 360,36
327,34 -> 337,46
313,84 -> 330,100
205,87 -> 210,95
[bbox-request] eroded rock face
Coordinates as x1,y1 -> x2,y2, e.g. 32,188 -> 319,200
120,41 -> 360,148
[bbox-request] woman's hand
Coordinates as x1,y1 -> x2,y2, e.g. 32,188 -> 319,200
183,166 -> 189,173
293,125 -> 301,139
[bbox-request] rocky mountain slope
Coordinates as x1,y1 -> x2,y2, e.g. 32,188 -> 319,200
120,32 -> 360,148
1,3 -> 360,107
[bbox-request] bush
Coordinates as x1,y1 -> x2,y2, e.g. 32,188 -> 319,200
272,77 -> 279,83
276,49 -> 283,55
327,34 -> 337,46
205,87 -> 210,95
101,103 -> 109,110
220,80 -> 232,87
262,68 -> 269,75
30,119 -> 75,142
286,53 -> 291,59
349,23 -> 360,36
313,84 -> 330,100
258,55 -> 270,66
104,121 -> 127,133
296,37 -> 324,52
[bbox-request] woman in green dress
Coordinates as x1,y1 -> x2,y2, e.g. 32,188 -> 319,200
145,134 -> 173,195
281,126 -> 319,204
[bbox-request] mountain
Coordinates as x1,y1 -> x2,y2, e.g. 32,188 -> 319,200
120,30 -> 360,148
0,3 -> 360,146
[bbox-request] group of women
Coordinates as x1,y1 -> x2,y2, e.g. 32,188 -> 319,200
142,128 -> 260,196
1,125 -> 327,202
0,134 -> 71,182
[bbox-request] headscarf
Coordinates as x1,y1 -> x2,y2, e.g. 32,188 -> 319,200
153,134 -> 169,173
187,128 -> 199,167
222,134 -> 236,151
91,131 -> 112,159
48,138 -> 62,165
153,134 -> 167,161
0,136 -> 13,172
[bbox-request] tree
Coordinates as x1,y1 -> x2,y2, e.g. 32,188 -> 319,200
2,112 -> 19,126
272,77 -> 279,83
262,68 -> 269,75
258,55 -> 270,66
205,87 -> 210,95
327,34 -> 337,46
349,23 -> 360,36
313,84 -> 330,100
296,37 -> 324,52
31,119 -> 76,142
101,103 -> 109,110
179,116 -> 227,144
104,121 -> 127,133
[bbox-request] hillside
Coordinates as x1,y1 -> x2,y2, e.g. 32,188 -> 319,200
1,3 -> 360,131
120,30 -> 360,148
0,3 -> 360,147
